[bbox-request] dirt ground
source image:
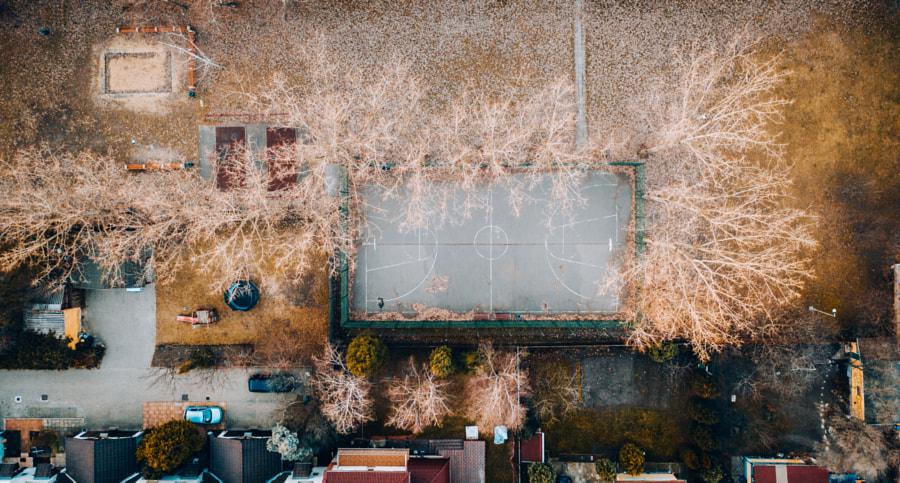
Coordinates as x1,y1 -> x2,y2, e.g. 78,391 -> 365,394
775,21 -> 900,335
155,248 -> 330,362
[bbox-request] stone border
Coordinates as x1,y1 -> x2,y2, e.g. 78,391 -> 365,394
103,51 -> 172,95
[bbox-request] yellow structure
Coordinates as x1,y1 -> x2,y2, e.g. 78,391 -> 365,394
63,307 -> 81,350
849,340 -> 865,421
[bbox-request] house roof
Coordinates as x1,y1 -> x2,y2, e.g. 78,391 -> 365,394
858,337 -> 900,424
321,466 -> 409,483
520,432 -> 544,463
70,255 -> 148,290
65,434 -> 139,483
752,464 -> 829,483
210,432 -> 281,483
407,458 -> 449,483
0,464 -> 20,478
24,310 -> 65,336
335,449 -> 408,468
339,440 -> 484,483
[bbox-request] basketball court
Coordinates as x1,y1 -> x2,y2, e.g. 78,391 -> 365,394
350,170 -> 633,319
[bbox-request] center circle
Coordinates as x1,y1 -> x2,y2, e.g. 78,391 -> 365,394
473,225 -> 509,260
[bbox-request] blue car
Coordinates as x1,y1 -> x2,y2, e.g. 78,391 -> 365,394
184,406 -> 224,424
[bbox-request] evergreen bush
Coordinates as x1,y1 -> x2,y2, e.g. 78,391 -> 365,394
688,398 -> 719,424
619,443 -> 645,476
690,371 -> 721,399
649,342 -> 678,363
346,334 -> 388,377
429,346 -> 454,377
595,458 -> 617,483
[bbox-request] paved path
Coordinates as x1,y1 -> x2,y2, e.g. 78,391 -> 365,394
0,286 -> 303,430
574,0 -> 587,148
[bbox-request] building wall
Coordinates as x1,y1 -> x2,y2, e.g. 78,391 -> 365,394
849,341 -> 865,421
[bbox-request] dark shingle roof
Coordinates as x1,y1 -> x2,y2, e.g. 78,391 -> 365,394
0,464 -> 18,479
210,433 -> 281,483
34,464 -> 54,479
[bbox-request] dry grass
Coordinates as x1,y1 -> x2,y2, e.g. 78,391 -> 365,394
775,19 -> 900,333
155,244 -> 330,360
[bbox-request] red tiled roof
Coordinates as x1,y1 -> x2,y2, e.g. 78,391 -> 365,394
520,433 -> 544,463
754,465 -> 829,483
408,458 -> 449,483
322,471 -> 410,483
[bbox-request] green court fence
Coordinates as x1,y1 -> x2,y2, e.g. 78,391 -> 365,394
331,163 -> 645,332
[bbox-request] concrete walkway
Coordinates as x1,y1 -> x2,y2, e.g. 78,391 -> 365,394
0,286 -> 301,430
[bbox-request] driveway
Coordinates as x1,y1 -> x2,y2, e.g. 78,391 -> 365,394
0,285 -> 305,430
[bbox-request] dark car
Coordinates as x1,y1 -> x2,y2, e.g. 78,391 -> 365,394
248,372 -> 297,393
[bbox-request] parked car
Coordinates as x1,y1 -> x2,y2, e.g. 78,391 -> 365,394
184,406 -> 223,424
248,372 -> 297,393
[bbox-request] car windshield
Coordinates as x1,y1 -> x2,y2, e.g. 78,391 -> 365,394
200,409 -> 211,422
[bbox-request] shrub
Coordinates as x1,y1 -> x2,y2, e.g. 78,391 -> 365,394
527,462 -> 555,483
679,447 -> 700,470
649,342 -> 678,363
346,334 -> 388,377
699,465 -> 725,483
13,331 -> 74,369
267,423 -> 309,461
690,371 -> 721,399
619,443 -> 645,476
464,347 -> 487,372
689,423 -> 721,452
31,429 -> 59,455
595,458 -> 617,483
688,398 -> 719,425
429,346 -> 454,377
141,466 -> 166,480
137,419 -> 204,474
178,347 -> 216,375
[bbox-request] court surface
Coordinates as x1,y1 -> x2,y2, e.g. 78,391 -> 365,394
351,170 -> 633,317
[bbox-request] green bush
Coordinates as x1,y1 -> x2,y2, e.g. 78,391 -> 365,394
690,371 -> 721,399
141,465 -> 166,480
429,346 -> 454,377
346,334 -> 388,377
464,347 -> 487,372
689,423 -> 720,452
178,347 -> 216,375
649,342 -> 678,363
527,462 -> 555,483
699,465 -> 725,483
619,443 -> 645,476
679,447 -> 700,470
31,429 -> 59,455
595,458 -> 617,483
13,331 -> 74,369
688,398 -> 719,425
137,419 -> 204,474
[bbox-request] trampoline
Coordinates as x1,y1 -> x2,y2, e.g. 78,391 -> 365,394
224,280 -> 259,311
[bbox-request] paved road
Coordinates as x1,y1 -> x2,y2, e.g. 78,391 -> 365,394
0,285 -> 305,430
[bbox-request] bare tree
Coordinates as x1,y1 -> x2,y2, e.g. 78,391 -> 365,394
602,39 -> 817,359
159,30 -> 224,86
865,358 -> 900,425
247,42 -> 593,234
309,344 -> 373,435
531,359 -> 578,425
465,344 -> 530,431
0,144 -> 343,295
815,414 -> 890,480
737,342 -> 833,399
386,357 -> 452,434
